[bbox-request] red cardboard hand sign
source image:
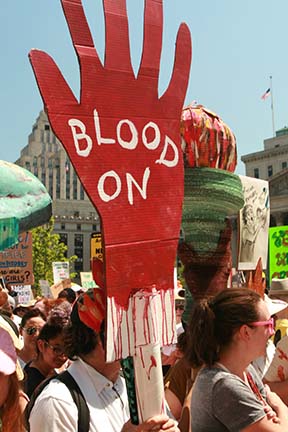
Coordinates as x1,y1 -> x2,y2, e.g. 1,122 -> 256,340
29,0 -> 191,359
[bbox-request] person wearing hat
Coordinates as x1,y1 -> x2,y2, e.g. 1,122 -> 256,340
0,327 -> 25,431
28,290 -> 179,432
252,294 -> 288,379
18,308 -> 46,369
264,295 -> 288,405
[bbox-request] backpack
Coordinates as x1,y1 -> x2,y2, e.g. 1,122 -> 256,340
24,370 -> 90,432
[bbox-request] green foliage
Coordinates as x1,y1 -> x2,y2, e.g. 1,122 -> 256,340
32,217 -> 77,296
177,259 -> 186,289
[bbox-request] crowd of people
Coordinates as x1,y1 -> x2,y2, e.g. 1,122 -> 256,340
1,282 -> 288,431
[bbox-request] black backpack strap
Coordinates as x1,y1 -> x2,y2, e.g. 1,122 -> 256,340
24,374 -> 58,431
56,370 -> 90,432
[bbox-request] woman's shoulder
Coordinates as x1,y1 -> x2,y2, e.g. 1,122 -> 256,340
197,365 -> 247,391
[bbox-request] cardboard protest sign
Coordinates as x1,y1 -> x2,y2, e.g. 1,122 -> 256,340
52,261 -> 69,284
39,279 -> 52,298
12,285 -> 34,305
0,232 -> 33,285
269,226 -> 288,283
238,176 -> 270,271
29,0 -> 191,421
50,278 -> 71,299
80,271 -> 97,290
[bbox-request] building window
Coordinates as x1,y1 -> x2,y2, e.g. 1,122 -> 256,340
25,161 -> 31,171
74,234 -> 83,273
66,162 -> 70,200
77,224 -> 81,231
268,165 -> 273,177
44,124 -> 50,131
254,168 -> 259,178
283,214 -> 288,226
80,185 -> 84,200
282,162 -> 287,170
61,223 -> 66,230
74,234 -> 83,248
73,172 -> 78,199
56,166 -> 60,199
92,224 -> 97,231
33,156 -> 37,167
49,167 -> 53,197
41,171 -> 46,185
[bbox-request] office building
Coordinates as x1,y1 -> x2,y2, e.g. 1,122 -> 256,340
15,110 -> 101,274
241,127 -> 288,226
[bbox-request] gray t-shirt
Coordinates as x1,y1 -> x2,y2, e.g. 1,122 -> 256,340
191,364 -> 266,432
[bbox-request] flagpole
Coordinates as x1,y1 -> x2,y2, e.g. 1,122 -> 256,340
270,75 -> 275,137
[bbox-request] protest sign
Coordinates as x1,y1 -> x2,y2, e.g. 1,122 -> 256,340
90,233 -> 103,261
50,278 -> 71,299
39,279 -> 52,298
269,226 -> 288,283
80,272 -> 97,290
238,176 -> 270,270
52,261 -> 69,284
29,0 -> 191,421
0,232 -> 33,286
12,284 -> 33,305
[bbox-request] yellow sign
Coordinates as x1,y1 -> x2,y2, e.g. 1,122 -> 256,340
90,232 -> 103,261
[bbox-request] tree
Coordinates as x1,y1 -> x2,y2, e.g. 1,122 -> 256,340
32,217 -> 77,296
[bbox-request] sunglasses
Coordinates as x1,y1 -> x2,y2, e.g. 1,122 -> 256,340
23,326 -> 41,336
175,305 -> 184,310
249,318 -> 275,336
44,341 -> 66,357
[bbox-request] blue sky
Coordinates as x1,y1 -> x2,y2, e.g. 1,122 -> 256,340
1,0 -> 288,175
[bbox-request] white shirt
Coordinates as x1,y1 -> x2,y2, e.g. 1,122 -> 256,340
29,357 -> 130,432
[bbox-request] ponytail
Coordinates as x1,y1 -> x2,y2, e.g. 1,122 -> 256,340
186,297 -> 218,368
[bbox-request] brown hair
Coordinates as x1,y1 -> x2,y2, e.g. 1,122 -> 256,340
0,372 -> 24,432
186,288 -> 261,368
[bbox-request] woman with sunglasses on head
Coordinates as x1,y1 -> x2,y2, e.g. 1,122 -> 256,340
187,288 -> 288,431
24,313 -> 68,398
18,309 -> 46,369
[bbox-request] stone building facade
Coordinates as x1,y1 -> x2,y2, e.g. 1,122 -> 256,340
241,127 -> 288,226
15,110 -> 101,274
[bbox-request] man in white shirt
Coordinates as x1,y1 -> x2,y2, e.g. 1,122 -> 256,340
29,293 -> 179,432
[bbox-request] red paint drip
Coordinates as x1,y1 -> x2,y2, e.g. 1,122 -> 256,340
139,346 -> 145,369
132,296 -> 137,349
143,296 -> 151,345
147,355 -> 157,381
278,365 -> 285,382
125,310 -> 131,355
110,300 -> 118,357
278,347 -> 288,361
